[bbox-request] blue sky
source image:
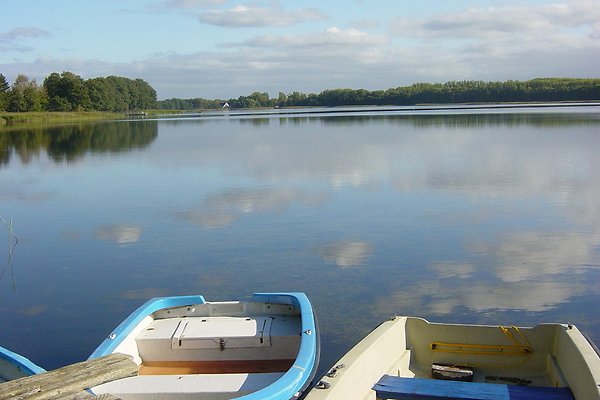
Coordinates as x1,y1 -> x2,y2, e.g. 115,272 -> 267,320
1,0 -> 598,99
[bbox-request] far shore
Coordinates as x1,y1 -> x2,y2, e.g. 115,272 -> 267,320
2,101 -> 599,130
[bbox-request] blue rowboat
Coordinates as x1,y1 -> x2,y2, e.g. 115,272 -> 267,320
0,345 -> 45,383
89,292 -> 319,400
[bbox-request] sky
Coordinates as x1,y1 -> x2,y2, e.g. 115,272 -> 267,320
1,0 -> 599,100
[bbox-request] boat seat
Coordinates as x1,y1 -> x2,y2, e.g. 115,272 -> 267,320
372,375 -> 575,400
92,372 -> 286,399
134,315 -> 301,365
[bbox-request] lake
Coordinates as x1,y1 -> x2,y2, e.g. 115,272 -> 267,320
1,105 -> 600,377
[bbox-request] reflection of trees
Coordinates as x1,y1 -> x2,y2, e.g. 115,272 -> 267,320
318,111 -> 600,128
152,109 -> 600,129
0,121 -> 158,165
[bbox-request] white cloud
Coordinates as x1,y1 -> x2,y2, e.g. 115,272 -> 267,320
390,7 -> 548,39
386,1 -> 600,81
163,0 -> 228,9
197,4 -> 326,27
0,27 -> 51,41
3,14 -> 598,99
539,0 -> 600,26
1,1 -> 598,98
0,27 -> 51,52
239,27 -> 387,48
389,1 -> 599,39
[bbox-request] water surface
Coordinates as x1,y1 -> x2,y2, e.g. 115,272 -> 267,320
1,106 -> 600,375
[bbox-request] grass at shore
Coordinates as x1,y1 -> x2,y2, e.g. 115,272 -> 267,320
0,110 -> 189,130
0,111 -> 124,127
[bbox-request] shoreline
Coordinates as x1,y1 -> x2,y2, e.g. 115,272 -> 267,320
210,101 -> 600,118
0,111 -> 124,129
2,101 -> 599,129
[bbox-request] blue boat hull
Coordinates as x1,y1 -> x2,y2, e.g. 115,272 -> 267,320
0,345 -> 45,383
90,292 -> 319,400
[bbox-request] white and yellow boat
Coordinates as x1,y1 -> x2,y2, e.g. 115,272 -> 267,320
306,317 -> 600,400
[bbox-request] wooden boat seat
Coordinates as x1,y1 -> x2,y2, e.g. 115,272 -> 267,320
372,375 -> 575,400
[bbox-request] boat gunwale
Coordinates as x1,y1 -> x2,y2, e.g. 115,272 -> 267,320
89,295 -> 207,359
0,345 -> 46,377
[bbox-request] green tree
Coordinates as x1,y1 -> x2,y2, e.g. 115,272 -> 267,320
44,71 -> 90,111
23,83 -> 44,111
276,92 -> 287,107
7,75 -> 31,112
0,74 -> 9,93
0,73 -> 10,111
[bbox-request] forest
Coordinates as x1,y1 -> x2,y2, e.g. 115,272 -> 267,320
1,73 -> 599,113
0,72 -> 156,112
157,78 -> 600,110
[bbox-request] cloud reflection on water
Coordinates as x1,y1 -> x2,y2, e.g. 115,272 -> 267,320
420,228 -> 599,314
94,224 -> 142,245
488,231 -> 600,283
176,187 -> 328,228
431,261 -> 475,279
320,241 -> 372,267
161,114 -> 600,314
386,278 -> 582,315
459,281 -> 579,313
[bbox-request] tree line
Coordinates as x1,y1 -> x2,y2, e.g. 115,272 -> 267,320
2,74 -> 599,113
156,78 -> 600,110
0,72 -> 156,112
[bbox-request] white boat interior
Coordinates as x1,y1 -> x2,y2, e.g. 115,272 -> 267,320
307,317 -> 600,400
92,301 -> 302,400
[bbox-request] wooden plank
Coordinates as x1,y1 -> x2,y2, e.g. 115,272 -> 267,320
373,375 -> 508,400
0,353 -> 137,400
372,375 -> 575,400
507,385 -> 575,400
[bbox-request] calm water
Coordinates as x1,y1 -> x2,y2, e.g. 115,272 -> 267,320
1,106 -> 600,376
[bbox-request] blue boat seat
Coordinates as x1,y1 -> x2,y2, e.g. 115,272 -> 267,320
372,375 -> 575,400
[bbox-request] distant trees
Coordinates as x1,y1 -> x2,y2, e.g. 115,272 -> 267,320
44,73 -> 156,112
0,74 -> 10,111
1,74 -> 46,112
44,72 -> 89,111
155,96 -> 225,110
0,71 -> 157,112
285,78 -> 600,107
3,74 -> 599,113
155,78 -> 600,111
